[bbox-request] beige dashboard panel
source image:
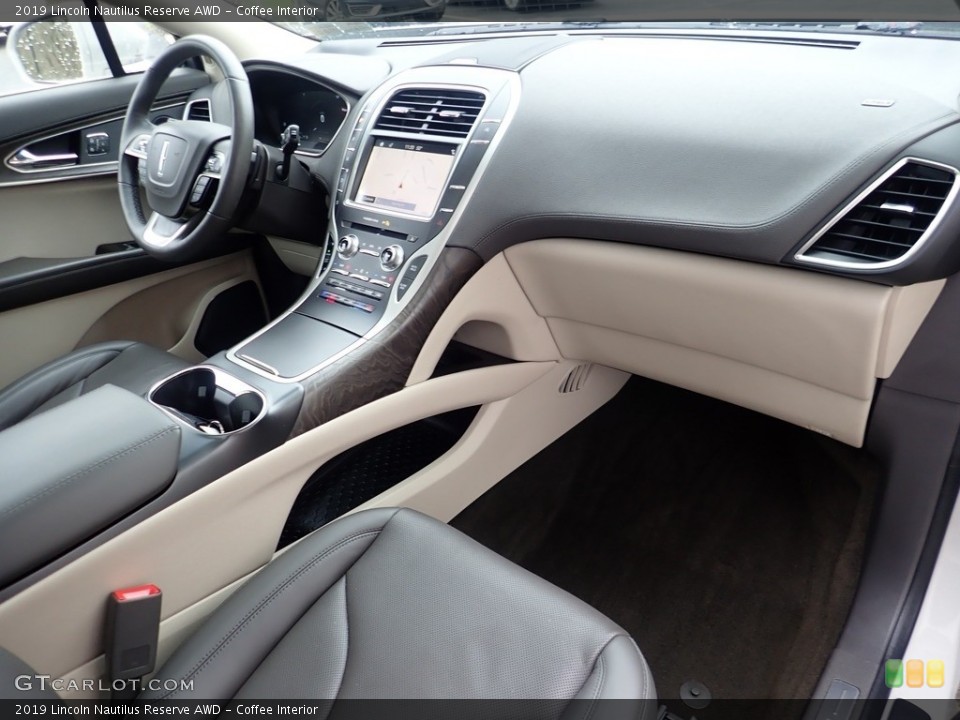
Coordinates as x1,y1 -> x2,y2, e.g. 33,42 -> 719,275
504,239 -> 942,447
408,253 -> 560,384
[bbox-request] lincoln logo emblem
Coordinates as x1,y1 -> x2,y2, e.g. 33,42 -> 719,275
157,140 -> 170,178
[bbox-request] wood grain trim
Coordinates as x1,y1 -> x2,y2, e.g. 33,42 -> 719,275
291,248 -> 483,436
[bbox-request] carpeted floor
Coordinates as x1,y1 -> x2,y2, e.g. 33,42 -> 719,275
451,376 -> 879,704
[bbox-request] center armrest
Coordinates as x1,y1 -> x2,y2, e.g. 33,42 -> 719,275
0,384 -> 181,587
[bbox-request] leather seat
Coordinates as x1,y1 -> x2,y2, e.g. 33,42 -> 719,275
139,507 -> 657,710
0,341 -> 189,433
0,508 -> 656,709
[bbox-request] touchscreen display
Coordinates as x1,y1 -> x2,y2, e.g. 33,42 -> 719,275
354,139 -> 457,219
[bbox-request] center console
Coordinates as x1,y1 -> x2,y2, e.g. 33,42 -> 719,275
226,67 -> 519,383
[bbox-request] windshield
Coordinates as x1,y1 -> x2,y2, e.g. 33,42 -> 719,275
268,0 -> 960,41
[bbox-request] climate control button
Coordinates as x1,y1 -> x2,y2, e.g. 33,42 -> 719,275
336,234 -> 360,259
380,244 -> 404,272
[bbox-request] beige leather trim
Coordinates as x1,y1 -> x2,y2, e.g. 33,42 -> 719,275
267,237 -> 323,277
0,178 -> 127,261
0,361 -> 555,680
550,319 -> 871,445
501,239 -> 943,447
876,280 -> 947,379
78,252 -> 258,359
408,253 -> 560,384
0,252 -> 253,387
356,361 -> 628,521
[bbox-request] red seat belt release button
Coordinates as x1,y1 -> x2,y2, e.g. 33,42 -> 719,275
104,584 -> 162,682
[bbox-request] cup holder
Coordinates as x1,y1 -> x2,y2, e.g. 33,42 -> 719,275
150,367 -> 265,435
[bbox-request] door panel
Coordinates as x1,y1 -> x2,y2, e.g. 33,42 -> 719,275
0,67 -> 207,157
0,252 -> 258,389
0,60 -> 263,388
0,96 -> 192,188
0,177 -> 126,261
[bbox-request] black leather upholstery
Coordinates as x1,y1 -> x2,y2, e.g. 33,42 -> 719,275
0,385 -> 181,587
144,508 -> 657,710
0,341 -> 189,433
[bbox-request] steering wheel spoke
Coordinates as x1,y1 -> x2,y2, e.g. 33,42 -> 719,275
143,212 -> 195,249
123,131 -> 153,160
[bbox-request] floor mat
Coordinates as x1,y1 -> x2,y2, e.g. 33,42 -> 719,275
451,376 -> 878,703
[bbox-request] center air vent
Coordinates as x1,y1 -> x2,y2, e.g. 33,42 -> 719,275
185,99 -> 211,122
797,159 -> 958,268
374,88 -> 485,139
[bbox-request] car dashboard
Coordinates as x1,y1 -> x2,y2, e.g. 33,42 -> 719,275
194,29 -> 960,450
4,25 -> 960,709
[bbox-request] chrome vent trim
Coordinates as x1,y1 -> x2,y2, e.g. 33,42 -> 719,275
373,88 -> 485,138
184,99 -> 212,122
795,157 -> 960,271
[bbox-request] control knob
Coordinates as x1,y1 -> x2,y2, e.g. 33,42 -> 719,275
380,244 -> 404,272
336,234 -> 359,259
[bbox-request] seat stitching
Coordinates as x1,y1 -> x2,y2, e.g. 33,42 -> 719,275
0,427 -> 177,519
154,529 -> 383,700
323,573 -> 349,715
567,633 -> 620,720
585,652 -> 605,720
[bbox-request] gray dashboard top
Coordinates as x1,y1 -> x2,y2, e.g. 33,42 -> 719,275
262,30 -> 960,285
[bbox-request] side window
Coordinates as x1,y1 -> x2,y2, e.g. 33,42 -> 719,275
105,20 -> 175,73
0,17 -> 174,97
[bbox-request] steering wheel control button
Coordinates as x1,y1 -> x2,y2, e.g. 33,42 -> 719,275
204,152 -> 224,175
337,234 -> 360,259
380,244 -> 404,272
396,254 -> 428,301
190,176 -> 212,205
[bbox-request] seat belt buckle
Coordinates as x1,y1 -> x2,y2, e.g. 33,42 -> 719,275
104,584 -> 162,689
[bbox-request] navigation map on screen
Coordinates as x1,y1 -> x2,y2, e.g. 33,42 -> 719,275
355,140 -> 457,219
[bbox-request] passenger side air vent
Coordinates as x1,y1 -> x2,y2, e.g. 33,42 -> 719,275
185,99 -> 211,122
797,159 -> 958,268
374,88 -> 485,139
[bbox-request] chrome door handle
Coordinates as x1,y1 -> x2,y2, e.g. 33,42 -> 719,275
8,148 -> 79,171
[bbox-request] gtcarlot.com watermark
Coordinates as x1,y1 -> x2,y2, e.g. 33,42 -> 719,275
14,675 -> 194,694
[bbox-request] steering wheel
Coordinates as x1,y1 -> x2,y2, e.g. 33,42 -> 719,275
118,36 -> 253,261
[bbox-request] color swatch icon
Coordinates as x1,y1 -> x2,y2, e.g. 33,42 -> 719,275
885,659 -> 946,689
